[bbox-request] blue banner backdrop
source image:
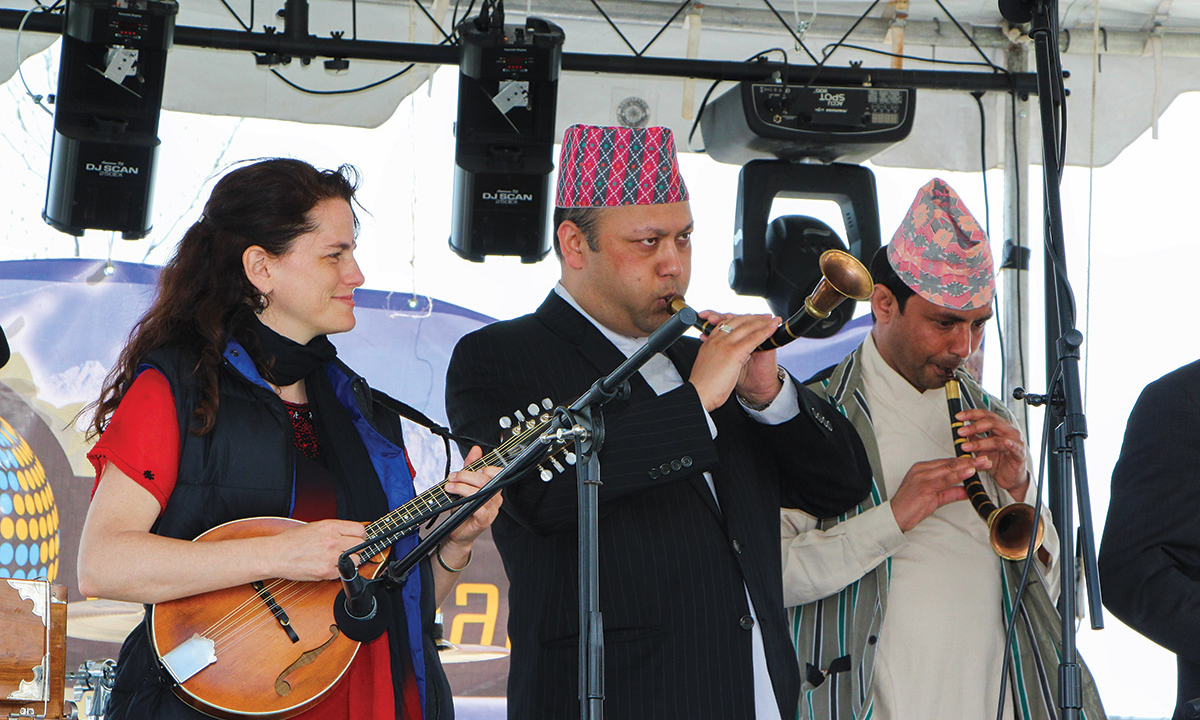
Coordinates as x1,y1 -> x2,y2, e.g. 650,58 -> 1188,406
0,258 -> 870,706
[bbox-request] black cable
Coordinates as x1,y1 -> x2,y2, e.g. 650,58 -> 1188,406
819,42 -> 1008,70
265,6 -> 466,97
993,381 -> 1055,720
638,0 -> 694,57
973,91 -> 991,236
269,63 -> 418,95
218,0 -> 252,31
1051,7 -> 1068,174
412,0 -> 454,44
993,295 -> 1008,395
687,49 -> 787,152
14,0 -> 62,117
971,88 -> 1012,410
1033,6 -> 1076,330
758,0 -> 820,64
970,88 -> 1006,398
688,79 -> 723,152
1009,88 -> 1027,402
450,0 -> 477,42
587,0 -> 639,56
804,0 -> 882,88
351,0 -> 357,40
932,0 -> 1005,74
752,47 -> 789,86
491,0 -> 504,33
451,0 -> 465,35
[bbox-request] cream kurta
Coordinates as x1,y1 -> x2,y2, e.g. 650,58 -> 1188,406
782,334 -> 1060,720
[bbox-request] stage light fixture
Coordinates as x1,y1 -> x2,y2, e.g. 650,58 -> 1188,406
43,0 -> 177,240
701,81 -> 913,336
449,6 -> 564,263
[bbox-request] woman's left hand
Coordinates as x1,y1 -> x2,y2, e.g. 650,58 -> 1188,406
442,446 -> 503,550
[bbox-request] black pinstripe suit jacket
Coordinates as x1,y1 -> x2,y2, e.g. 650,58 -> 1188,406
445,292 -> 871,720
1100,359 -> 1200,719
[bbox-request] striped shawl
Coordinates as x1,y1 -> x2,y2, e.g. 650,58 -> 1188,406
789,343 -> 1106,720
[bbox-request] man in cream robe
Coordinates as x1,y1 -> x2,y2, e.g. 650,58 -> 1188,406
782,179 -> 1106,720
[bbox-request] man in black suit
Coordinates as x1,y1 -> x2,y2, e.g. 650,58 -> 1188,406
1100,360 -> 1200,720
445,124 -> 871,719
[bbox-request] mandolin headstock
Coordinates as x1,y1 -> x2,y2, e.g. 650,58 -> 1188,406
496,398 -> 577,482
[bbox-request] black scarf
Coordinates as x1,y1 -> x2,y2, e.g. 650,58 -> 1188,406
249,316 -> 338,387
245,317 -> 388,522
243,318 -> 411,708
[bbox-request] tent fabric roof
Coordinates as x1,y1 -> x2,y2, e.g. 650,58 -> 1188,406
3,0 -> 1200,169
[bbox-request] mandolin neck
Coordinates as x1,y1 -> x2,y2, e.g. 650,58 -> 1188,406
357,417 -> 550,560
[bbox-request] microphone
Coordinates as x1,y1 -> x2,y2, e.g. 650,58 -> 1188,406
332,554 -> 391,642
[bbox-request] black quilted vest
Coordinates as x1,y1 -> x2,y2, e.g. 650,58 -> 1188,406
103,343 -> 454,720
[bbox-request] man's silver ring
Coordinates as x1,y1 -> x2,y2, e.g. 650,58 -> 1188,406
717,323 -> 732,334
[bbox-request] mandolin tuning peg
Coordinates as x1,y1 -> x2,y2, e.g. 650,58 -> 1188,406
527,403 -> 539,416
550,457 -> 565,472
499,417 -> 512,430
514,409 -> 526,423
539,466 -> 553,482
565,452 -> 577,465
542,398 -> 553,410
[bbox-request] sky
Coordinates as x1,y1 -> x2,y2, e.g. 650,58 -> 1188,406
4,48 -> 1200,717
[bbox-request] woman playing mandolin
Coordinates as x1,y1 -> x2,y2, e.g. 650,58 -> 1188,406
76,158 -> 501,720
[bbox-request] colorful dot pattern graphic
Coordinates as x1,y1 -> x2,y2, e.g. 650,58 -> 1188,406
0,416 -> 59,581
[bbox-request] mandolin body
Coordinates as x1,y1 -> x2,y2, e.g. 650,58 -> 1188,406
149,517 -> 382,720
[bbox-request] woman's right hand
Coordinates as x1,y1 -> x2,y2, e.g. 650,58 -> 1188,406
79,464 -> 369,604
268,519 -> 367,581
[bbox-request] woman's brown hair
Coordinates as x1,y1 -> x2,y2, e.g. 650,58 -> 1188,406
86,158 -> 360,439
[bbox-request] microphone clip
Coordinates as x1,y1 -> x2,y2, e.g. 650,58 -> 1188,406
333,553 -> 392,642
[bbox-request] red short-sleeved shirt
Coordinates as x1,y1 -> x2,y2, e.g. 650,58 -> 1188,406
88,369 -> 180,508
87,369 -> 420,720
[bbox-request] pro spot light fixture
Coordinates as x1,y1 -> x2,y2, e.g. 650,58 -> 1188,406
701,80 -> 916,336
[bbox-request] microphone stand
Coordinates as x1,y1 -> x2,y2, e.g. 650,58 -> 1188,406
562,305 -> 697,720
1009,1 -> 1103,718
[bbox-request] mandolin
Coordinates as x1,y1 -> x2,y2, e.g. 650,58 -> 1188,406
150,400 -> 567,719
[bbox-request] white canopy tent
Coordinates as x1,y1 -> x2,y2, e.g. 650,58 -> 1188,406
1,2 -> 1198,717
2,0 -> 1199,169
2,0 -> 1196,407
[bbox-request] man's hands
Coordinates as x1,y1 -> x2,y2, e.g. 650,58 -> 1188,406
889,456 -> 988,532
890,409 -> 1029,532
955,408 -> 1030,502
688,311 -> 783,412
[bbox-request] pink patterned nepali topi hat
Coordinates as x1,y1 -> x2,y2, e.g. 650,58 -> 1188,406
555,124 -> 689,208
887,178 -> 995,311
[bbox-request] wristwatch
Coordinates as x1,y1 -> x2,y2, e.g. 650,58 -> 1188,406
738,366 -> 788,411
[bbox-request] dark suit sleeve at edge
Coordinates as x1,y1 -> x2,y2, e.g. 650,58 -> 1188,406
1099,366 -> 1200,665
763,378 -> 873,519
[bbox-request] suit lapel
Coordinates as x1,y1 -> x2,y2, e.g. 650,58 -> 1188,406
536,292 -> 724,520
534,291 -> 657,403
662,336 -> 696,380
